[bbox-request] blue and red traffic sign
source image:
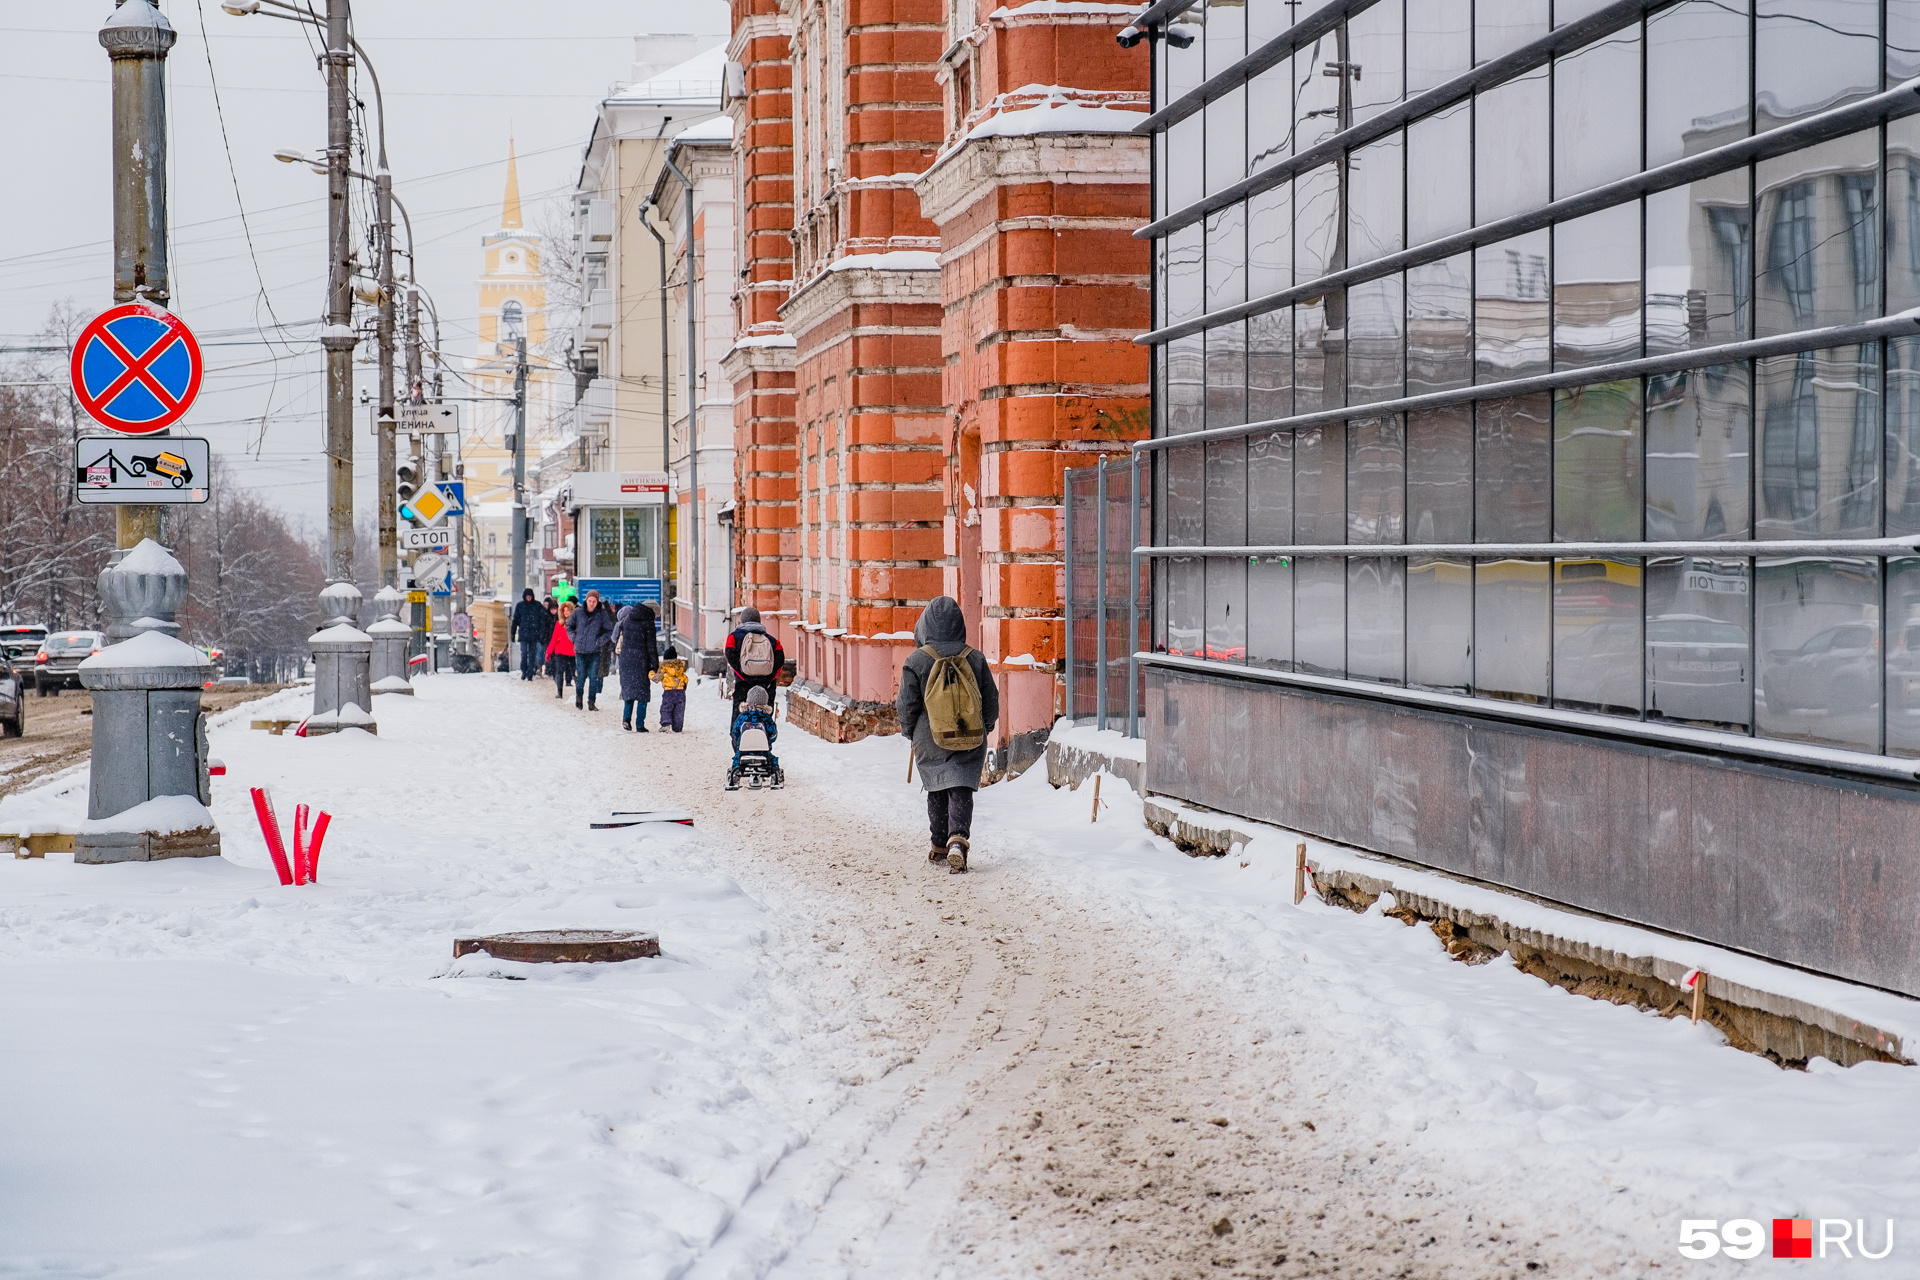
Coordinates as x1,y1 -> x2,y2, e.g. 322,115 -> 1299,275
69,303 -> 203,435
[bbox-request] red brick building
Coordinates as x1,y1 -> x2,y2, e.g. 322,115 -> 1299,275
724,0 -> 1147,769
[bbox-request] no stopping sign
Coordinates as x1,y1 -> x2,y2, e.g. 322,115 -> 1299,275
70,303 -> 203,435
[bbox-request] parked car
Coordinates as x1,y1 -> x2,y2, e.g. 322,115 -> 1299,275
0,658 -> 25,736
0,624 -> 47,667
1761,621 -> 1880,714
34,629 -> 107,695
1645,614 -> 1750,729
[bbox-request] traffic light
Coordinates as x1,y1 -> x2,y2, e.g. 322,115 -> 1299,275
397,458 -> 421,523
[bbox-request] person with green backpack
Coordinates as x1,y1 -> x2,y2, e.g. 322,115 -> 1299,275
896,595 -> 999,874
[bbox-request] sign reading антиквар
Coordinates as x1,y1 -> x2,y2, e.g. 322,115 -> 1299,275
1677,1218 -> 1894,1261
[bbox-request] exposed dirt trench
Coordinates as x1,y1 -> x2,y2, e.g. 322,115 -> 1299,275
507,679 -> 1654,1277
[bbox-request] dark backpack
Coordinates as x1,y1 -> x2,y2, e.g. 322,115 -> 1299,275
918,645 -> 985,750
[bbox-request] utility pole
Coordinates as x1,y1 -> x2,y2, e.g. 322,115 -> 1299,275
101,0 -> 174,552
372,88 -> 396,587
510,334 -> 528,602
1323,29 -> 1355,406
321,0 -> 356,588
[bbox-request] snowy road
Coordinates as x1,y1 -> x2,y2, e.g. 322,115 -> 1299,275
1,674 -> 1915,1278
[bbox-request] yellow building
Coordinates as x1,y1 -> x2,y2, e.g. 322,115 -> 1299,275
466,142 -> 563,600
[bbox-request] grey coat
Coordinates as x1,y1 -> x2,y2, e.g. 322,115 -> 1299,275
896,596 -> 999,792
615,603 -> 659,702
567,600 -> 617,659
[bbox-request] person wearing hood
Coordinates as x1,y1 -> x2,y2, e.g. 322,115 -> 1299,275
509,588 -> 546,681
566,589 -> 617,710
724,605 -> 786,713
896,596 -> 998,873
615,600 -> 660,731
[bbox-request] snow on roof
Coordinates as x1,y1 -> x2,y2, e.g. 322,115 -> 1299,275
610,44 -> 726,104
963,97 -> 1148,142
673,115 -> 735,144
116,538 -> 183,577
729,332 -> 798,351
79,629 -> 209,671
825,250 -> 940,273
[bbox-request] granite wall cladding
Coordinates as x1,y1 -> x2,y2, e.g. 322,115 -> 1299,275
1145,667 -> 1920,997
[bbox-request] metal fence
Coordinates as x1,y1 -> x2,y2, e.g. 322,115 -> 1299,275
1064,455 -> 1149,735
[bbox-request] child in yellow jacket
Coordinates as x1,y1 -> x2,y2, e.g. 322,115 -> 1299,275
656,646 -> 688,732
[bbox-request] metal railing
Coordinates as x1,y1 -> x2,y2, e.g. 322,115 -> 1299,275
1063,454 -> 1149,737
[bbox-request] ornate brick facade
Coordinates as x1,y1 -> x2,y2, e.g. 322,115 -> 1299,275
725,0 -> 1146,760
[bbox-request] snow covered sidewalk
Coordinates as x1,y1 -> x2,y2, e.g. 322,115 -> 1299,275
1,674 -> 1916,1278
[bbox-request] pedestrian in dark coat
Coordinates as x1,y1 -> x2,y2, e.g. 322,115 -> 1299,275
509,589 -> 546,681
616,601 -> 660,731
724,606 -> 786,713
566,589 -> 617,710
896,595 -> 999,871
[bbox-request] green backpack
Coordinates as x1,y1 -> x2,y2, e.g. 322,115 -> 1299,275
919,645 -> 985,750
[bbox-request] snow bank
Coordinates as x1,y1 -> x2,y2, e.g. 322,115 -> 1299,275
824,249 -> 939,272
77,794 -> 214,835
1047,718 -> 1145,763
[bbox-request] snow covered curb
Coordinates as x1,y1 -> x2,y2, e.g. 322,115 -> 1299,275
1139,791 -> 1920,1065
1043,719 -> 1144,793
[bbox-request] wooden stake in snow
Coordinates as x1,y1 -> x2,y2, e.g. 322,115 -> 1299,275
1685,969 -> 1709,1023
1090,773 -> 1102,823
906,752 -> 914,784
1293,842 -> 1308,905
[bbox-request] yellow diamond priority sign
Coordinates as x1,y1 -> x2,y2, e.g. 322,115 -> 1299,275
410,487 -> 448,524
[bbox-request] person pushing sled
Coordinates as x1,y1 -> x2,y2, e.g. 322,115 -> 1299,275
727,685 -> 784,791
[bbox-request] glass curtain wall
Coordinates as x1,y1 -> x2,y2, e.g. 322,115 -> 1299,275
1146,0 -> 1920,759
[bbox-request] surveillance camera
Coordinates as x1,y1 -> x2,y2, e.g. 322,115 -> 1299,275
1164,23 -> 1197,49
1116,24 -> 1144,48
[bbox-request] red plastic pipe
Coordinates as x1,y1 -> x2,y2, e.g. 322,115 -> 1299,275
293,803 -> 310,886
307,812 -> 332,883
250,787 -> 294,886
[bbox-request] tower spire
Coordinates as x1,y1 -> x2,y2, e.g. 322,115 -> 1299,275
500,138 -> 522,231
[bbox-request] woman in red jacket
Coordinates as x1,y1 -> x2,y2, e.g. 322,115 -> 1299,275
544,601 -> 577,699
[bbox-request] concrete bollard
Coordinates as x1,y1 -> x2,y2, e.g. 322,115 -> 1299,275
368,584 -> 414,696
76,543 -> 220,864
310,580 -> 376,734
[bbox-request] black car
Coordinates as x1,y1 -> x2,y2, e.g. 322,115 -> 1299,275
0,658 -> 25,737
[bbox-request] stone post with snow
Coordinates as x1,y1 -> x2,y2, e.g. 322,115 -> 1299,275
367,584 -> 414,696
308,581 -> 376,734
75,539 -> 219,864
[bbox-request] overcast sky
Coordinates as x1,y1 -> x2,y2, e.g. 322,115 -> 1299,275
0,0 -> 726,530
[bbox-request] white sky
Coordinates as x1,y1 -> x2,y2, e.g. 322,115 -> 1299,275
0,0 -> 726,528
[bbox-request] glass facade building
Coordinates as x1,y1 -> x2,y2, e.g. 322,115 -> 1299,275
1138,0 -> 1920,771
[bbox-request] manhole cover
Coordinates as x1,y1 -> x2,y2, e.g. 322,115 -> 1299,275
453,929 -> 661,964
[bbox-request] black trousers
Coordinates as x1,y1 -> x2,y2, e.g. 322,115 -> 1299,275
927,787 -> 974,847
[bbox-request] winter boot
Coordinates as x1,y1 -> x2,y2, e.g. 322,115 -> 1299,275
929,844 -> 947,862
946,835 -> 969,874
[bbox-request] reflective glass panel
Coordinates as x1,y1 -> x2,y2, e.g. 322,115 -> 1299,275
1554,557 -> 1643,716
1476,559 -> 1551,702
591,508 -> 620,574
1755,557 -> 1880,751
1166,556 -> 1205,657
1408,405 -> 1474,543
1476,230 -> 1551,383
1891,337 -> 1920,536
1207,86 -> 1247,199
1646,0 -> 1750,169
1646,364 -> 1753,540
1207,438 -> 1248,545
1166,333 -> 1205,436
1206,204 -> 1247,311
1206,320 -> 1248,428
1756,130 -> 1880,337
1347,274 -> 1406,406
1168,113 -> 1204,214
1296,422 -> 1347,543
621,509 -> 657,577
1887,559 -> 1920,756
1408,253 -> 1473,395
1757,345 -> 1881,538
1554,27 -> 1641,199
1249,309 -> 1293,423
1554,202 -> 1642,370
1896,2 -> 1920,84
1555,380 -> 1643,541
1349,130 -> 1405,265
1475,69 -> 1549,225
1408,557 -> 1474,690
1247,429 -> 1295,670
1205,556 -> 1248,662
1888,115 -> 1920,317
1296,163 -> 1342,281
1407,99 -> 1472,248
1476,393 -> 1552,541
1476,0 -> 1548,65
1646,173 -> 1753,354
1645,556 -> 1752,731
1349,0 -> 1406,125
1166,440 -> 1205,545
1249,182 -> 1292,297
1167,221 -> 1205,326
1755,0 -> 1879,130
1248,66 -> 1293,174
1296,558 -> 1347,675
1292,34 -> 1344,155
1203,0 -> 1246,84
1348,414 -> 1406,544
1553,0 -> 1613,23
1166,13 -> 1207,101
1349,557 -> 1407,684
1408,0 -> 1471,94
1296,295 -> 1341,414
